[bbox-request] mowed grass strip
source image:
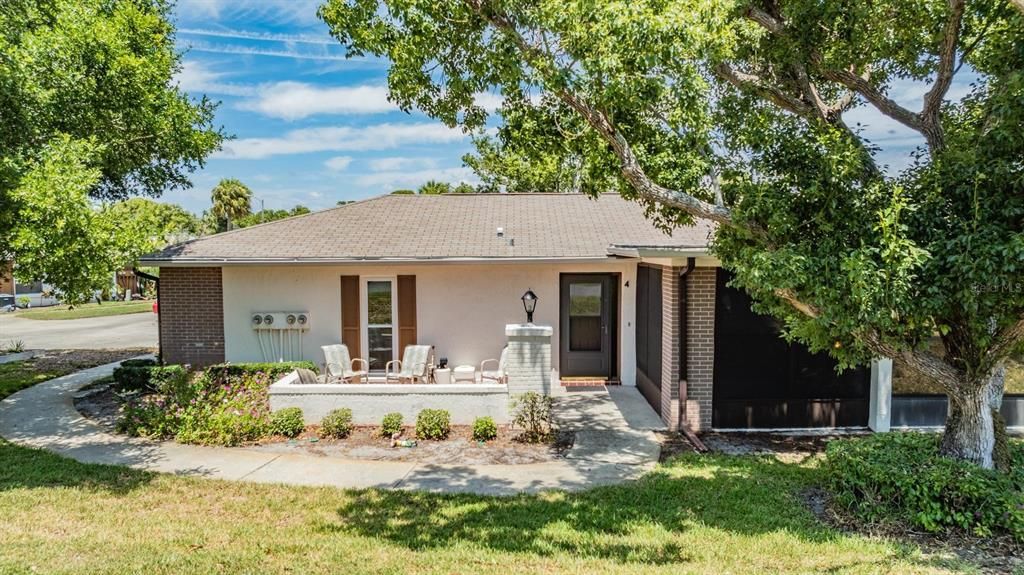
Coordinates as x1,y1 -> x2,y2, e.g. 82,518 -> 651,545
0,361 -> 67,399
0,442 -> 966,575
16,301 -> 152,320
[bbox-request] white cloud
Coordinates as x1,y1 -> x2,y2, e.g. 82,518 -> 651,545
238,82 -> 396,120
216,123 -> 468,159
355,167 -> 478,189
473,92 -> 505,112
183,40 -> 355,62
174,0 -> 323,26
175,60 -> 255,97
366,157 -> 438,172
178,27 -> 336,45
324,156 -> 354,171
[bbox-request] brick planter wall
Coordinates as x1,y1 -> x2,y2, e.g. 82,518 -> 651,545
159,267 -> 225,367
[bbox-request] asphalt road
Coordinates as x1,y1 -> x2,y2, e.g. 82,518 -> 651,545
0,311 -> 158,350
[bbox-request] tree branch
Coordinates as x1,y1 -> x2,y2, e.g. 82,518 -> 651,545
464,0 -> 734,226
920,0 -> 966,151
744,5 -> 783,33
817,64 -> 926,133
715,62 -> 816,119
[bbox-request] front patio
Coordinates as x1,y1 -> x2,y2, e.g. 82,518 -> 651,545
0,356 -> 665,494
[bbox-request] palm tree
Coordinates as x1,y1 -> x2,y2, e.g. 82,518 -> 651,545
210,178 -> 252,232
417,180 -> 452,195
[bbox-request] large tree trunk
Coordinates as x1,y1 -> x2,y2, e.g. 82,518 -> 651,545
939,365 -> 1006,470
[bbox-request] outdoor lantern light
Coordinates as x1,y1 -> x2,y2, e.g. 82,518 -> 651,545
521,288 -> 538,324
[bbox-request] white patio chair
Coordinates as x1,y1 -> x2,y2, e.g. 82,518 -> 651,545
386,344 -> 433,384
321,344 -> 369,383
480,346 -> 508,384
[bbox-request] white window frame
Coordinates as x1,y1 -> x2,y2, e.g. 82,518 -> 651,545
361,276 -> 398,373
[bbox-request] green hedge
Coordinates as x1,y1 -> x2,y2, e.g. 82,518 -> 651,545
825,433 -> 1024,540
203,361 -> 317,379
112,364 -> 186,392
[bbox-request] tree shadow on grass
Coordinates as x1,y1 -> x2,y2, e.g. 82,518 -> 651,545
319,454 -> 913,567
0,440 -> 153,495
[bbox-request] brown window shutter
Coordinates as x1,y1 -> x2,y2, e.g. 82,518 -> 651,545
397,275 -> 417,351
340,276 -> 360,356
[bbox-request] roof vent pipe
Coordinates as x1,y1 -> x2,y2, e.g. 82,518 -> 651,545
496,227 -> 504,238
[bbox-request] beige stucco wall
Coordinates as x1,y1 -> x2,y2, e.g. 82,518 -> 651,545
221,261 -> 638,385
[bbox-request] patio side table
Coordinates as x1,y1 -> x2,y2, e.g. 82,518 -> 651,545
452,365 -> 476,384
433,367 -> 451,385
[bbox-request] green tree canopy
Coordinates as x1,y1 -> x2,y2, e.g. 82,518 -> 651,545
210,178 -> 253,231
321,0 -> 1024,468
0,0 -> 223,303
417,180 -> 453,195
234,205 -> 312,228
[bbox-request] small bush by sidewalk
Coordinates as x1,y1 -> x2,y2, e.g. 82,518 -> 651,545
825,433 -> 1024,541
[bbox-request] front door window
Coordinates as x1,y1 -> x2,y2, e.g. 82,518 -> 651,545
569,282 -> 603,351
366,280 -> 394,371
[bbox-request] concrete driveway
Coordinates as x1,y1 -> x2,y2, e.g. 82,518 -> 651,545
0,311 -> 157,350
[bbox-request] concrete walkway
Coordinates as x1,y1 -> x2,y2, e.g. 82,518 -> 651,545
0,360 -> 664,495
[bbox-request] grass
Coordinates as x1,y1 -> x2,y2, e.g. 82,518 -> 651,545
0,444 -> 968,575
16,301 -> 152,320
0,365 -> 970,574
0,361 -> 69,399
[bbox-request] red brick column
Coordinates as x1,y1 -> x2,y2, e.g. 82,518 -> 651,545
158,267 -> 225,367
685,268 -> 716,430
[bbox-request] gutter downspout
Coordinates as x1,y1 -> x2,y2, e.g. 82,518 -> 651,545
678,258 -> 707,451
134,268 -> 161,364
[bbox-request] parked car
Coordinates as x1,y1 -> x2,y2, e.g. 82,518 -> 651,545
0,294 -> 15,312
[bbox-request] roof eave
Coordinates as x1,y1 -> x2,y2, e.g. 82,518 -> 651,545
138,255 -> 625,267
606,245 -> 709,258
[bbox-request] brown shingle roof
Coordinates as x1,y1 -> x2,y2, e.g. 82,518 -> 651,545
142,193 -> 713,264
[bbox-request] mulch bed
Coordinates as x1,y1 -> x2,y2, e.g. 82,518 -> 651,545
31,348 -> 153,374
250,425 -> 574,465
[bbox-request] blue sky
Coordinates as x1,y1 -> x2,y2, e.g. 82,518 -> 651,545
167,0 -> 976,216
169,0 -> 479,214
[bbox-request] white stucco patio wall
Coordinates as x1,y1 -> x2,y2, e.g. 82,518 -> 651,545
220,261 -> 638,385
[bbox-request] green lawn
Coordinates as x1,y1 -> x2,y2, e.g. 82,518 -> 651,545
16,301 -> 152,320
0,361 -> 68,399
0,443 -> 968,575
0,367 -> 970,574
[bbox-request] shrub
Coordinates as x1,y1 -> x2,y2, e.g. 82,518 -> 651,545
380,412 -> 403,438
825,433 -> 1024,540
112,364 -> 186,392
415,409 -> 450,440
510,392 -> 554,443
205,361 -> 317,380
472,416 -> 498,442
321,408 -> 353,438
269,407 -> 305,438
116,362 -> 321,447
120,358 -> 157,368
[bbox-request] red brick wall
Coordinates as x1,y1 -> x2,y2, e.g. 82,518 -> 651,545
159,267 -> 225,367
685,268 -> 716,430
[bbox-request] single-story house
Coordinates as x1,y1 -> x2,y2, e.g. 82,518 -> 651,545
141,193 -> 886,431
